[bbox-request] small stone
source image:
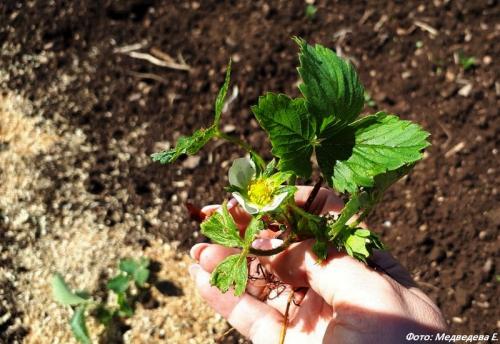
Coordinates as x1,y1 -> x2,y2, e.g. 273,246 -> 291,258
419,223 -> 428,231
13,209 -> 30,227
179,190 -> 188,201
231,53 -> 241,63
476,301 -> 490,309
458,83 -> 472,97
383,220 -> 392,228
482,258 -> 493,274
222,124 -> 236,133
452,317 -> 464,324
478,230 -> 488,240
445,70 -> 455,82
482,55 -> 492,65
110,211 -> 122,223
182,156 -> 200,169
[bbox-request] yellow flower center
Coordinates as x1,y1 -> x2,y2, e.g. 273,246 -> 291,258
248,178 -> 274,206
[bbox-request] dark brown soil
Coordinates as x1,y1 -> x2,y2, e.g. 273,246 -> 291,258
1,0 -> 498,342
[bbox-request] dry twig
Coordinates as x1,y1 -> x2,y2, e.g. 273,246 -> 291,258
128,71 -> 168,84
115,45 -> 191,71
414,20 -> 438,37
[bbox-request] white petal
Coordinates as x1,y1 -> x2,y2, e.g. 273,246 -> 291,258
232,192 -> 259,215
261,192 -> 289,212
228,157 -> 256,189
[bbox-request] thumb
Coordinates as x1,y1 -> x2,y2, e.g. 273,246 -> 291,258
256,239 -> 404,313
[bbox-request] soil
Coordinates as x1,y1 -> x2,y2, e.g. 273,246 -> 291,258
0,0 -> 499,343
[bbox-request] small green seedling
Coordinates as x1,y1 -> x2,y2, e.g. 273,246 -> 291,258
52,258 -> 150,343
458,52 -> 477,71
363,90 -> 376,107
305,4 -> 317,19
152,38 -> 430,297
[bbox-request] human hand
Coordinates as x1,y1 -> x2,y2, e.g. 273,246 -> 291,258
189,186 -> 447,343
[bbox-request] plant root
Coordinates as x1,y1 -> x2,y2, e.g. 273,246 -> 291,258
279,290 -> 295,344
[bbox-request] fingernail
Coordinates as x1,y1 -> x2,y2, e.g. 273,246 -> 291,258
190,243 -> 209,262
227,198 -> 238,209
188,264 -> 200,279
252,238 -> 284,250
200,204 -> 220,216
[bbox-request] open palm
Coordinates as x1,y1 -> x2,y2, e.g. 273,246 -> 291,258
189,186 -> 446,343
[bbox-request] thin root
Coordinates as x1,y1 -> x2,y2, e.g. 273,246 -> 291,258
215,327 -> 235,343
279,290 -> 295,344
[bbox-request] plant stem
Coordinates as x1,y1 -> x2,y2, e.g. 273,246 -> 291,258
327,192 -> 366,239
348,203 -> 374,228
248,238 -> 293,256
303,177 -> 323,212
216,131 -> 265,166
217,131 -> 253,152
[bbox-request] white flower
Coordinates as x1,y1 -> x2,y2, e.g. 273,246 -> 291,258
228,157 -> 294,214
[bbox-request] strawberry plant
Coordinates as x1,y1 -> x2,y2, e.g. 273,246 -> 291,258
152,38 -> 429,296
51,258 -> 150,343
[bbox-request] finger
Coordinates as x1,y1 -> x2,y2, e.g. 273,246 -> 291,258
191,243 -> 238,272
190,243 -> 210,262
190,264 -> 283,343
201,200 -> 252,230
369,250 -> 415,287
294,186 -> 344,215
200,204 -> 220,217
193,243 -> 266,298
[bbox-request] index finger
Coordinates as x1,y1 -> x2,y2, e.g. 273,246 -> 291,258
294,186 -> 344,215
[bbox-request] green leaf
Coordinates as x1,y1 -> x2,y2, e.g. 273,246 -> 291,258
251,93 -> 315,177
243,217 -> 264,247
117,291 -> 134,317
210,254 -> 248,296
215,60 -> 232,125
151,62 -> 232,164
295,38 -> 364,133
133,266 -> 149,286
339,227 -> 385,262
95,305 -> 114,326
312,240 -> 328,260
327,193 -> 367,238
354,228 -> 371,237
119,258 -> 150,287
346,232 -> 370,259
51,273 -> 88,306
250,151 -> 266,174
317,112 -> 430,193
262,159 -> 277,177
119,258 -> 140,275
370,164 -> 414,199
151,126 -> 217,164
305,4 -> 317,19
268,171 -> 293,187
107,274 -> 130,294
70,306 -> 91,344
200,202 -> 243,247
